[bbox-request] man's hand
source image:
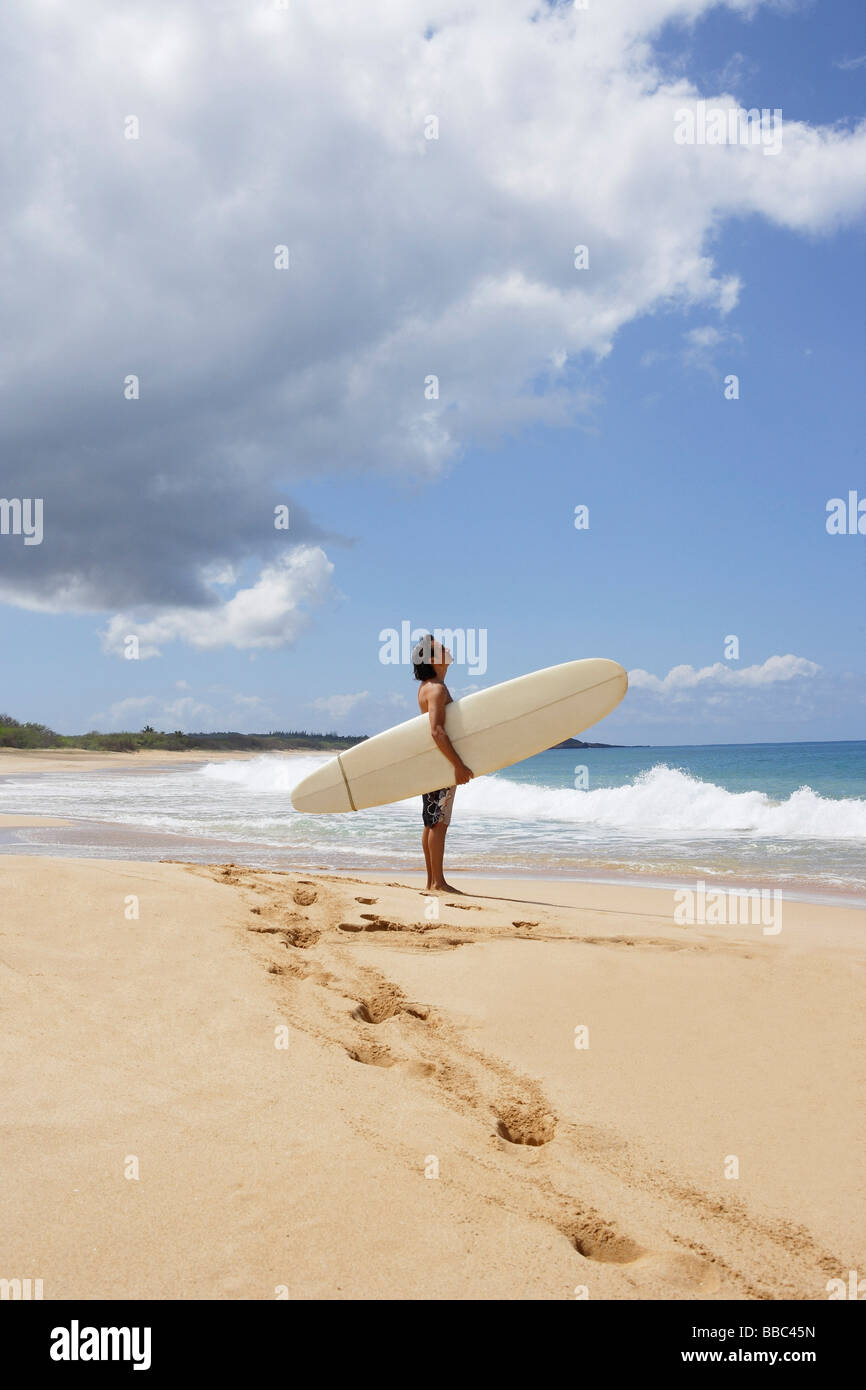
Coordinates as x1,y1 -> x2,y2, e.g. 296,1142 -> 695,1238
454,762 -> 474,785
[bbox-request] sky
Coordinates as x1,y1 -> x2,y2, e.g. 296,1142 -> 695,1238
0,0 -> 864,746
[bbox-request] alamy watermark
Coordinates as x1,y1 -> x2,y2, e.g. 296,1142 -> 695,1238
674,880 -> 782,935
826,491 -> 866,535
674,102 -> 783,156
826,1270 -> 865,1299
0,1276 -> 43,1299
0,497 -> 43,545
50,1321 -> 152,1370
379,622 -> 488,676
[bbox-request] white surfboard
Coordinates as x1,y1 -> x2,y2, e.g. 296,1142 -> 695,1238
291,657 -> 627,814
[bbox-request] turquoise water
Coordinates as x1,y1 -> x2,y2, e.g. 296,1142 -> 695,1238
0,740 -> 864,901
513,741 -> 866,801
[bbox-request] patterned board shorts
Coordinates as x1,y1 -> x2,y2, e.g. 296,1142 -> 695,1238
421,786 -> 456,828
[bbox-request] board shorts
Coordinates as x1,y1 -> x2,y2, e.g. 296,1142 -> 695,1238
421,786 -> 456,828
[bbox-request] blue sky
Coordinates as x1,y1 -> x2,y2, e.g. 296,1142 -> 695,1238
1,0 -> 864,745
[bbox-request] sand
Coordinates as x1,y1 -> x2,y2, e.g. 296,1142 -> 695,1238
1,855 -> 863,1300
0,748 -> 304,775
0,814 -> 72,827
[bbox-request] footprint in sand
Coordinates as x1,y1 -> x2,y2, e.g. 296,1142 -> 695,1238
402,1059 -> 436,1079
358,914 -> 414,932
559,1213 -> 719,1289
561,1216 -> 646,1264
352,984 -> 405,1024
495,1099 -> 557,1147
283,925 -> 320,948
355,897 -> 377,905
345,1041 -> 394,1068
643,1249 -> 722,1293
293,885 -> 318,906
403,1002 -> 430,1019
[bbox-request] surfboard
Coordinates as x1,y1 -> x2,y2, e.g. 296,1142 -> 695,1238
290,657 -> 627,814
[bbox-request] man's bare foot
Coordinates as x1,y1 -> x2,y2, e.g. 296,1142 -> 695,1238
429,881 -> 461,893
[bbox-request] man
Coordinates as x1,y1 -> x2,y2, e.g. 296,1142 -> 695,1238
412,634 -> 473,892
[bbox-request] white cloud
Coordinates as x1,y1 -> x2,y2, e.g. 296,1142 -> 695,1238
680,321 -> 745,373
640,319 -> 744,374
201,563 -> 241,588
628,654 -> 822,695
309,688 -> 411,731
93,694 -> 217,729
99,547 -> 334,658
310,692 -> 371,720
161,696 -> 219,725
99,696 -> 157,719
2,0 -> 866,636
715,51 -> 760,92
613,653 -> 838,737
93,688 -> 277,731
684,325 -> 726,349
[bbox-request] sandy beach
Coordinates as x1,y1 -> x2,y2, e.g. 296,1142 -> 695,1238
0,748 -> 305,775
2,842 -> 863,1300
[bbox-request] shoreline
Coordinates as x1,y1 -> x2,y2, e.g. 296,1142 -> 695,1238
2,751 -> 865,910
0,811 -> 864,908
0,747 -> 309,775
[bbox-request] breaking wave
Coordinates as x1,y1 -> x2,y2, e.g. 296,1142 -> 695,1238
199,757 -> 866,839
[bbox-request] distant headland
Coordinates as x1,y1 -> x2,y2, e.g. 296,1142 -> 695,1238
552,738 -> 623,749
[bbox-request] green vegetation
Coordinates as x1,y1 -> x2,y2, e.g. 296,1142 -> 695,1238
0,714 -> 365,754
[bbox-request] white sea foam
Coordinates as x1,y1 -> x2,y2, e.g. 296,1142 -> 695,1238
199,754 -> 326,792
463,765 -> 866,837
198,757 -> 866,839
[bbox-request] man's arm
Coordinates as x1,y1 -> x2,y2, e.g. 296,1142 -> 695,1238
426,685 -> 473,785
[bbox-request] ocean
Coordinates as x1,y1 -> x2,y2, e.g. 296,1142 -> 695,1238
1,740 -> 865,904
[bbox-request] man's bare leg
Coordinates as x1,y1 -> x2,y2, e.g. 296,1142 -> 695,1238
422,826 -> 433,889
427,822 -> 460,892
